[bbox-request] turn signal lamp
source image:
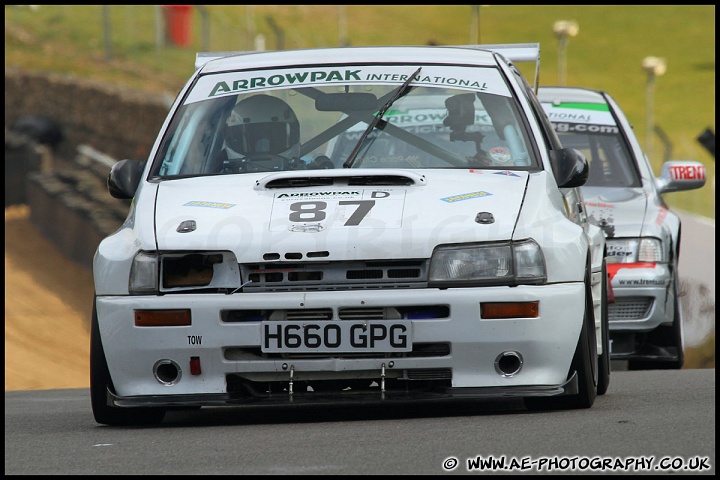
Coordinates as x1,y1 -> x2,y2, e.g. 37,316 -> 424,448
135,309 -> 192,327
481,302 -> 539,319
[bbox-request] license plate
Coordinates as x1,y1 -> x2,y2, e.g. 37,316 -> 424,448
261,320 -> 412,353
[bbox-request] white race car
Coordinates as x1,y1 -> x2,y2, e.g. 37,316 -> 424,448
538,86 -> 707,370
91,44 -> 608,426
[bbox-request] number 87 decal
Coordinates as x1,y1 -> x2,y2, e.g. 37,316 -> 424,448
289,200 -> 375,226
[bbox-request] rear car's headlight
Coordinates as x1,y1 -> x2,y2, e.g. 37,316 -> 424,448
606,238 -> 664,264
428,239 -> 546,287
129,251 -> 241,294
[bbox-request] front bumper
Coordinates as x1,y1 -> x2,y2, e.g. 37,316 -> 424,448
606,262 -> 679,361
96,283 -> 586,405
607,262 -> 672,332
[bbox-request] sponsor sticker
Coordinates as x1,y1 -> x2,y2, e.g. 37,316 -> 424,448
489,147 -> 512,164
186,65 -> 513,104
184,201 -> 236,209
440,191 -> 492,203
494,171 -> 520,177
668,164 -> 706,181
541,102 -> 617,126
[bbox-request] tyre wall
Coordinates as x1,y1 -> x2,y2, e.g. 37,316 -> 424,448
5,67 -> 166,268
5,66 -> 172,163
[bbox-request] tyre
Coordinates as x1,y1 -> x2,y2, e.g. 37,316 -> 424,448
628,270 -> 684,370
90,298 -> 166,426
597,259 -> 611,395
525,265 -> 598,410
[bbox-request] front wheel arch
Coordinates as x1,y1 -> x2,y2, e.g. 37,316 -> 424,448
90,296 -> 166,426
524,259 -> 598,410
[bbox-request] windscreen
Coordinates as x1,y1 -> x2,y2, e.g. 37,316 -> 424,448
541,101 -> 641,187
150,64 -> 540,178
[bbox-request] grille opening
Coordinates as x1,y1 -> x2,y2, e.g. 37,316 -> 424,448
608,297 -> 653,321
337,305 -> 449,320
388,268 -> 421,278
288,271 -> 322,281
280,309 -> 334,321
249,272 -> 284,283
263,253 -> 281,260
240,259 -> 429,292
222,310 -> 266,323
366,260 -> 424,267
347,270 -> 383,279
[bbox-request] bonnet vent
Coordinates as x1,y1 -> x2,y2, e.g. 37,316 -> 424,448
255,169 -> 427,190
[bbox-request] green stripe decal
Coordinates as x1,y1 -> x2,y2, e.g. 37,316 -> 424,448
553,102 -> 610,112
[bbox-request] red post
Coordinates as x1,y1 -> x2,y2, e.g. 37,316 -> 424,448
163,5 -> 193,47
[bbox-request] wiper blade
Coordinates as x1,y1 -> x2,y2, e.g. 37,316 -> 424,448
343,67 -> 422,168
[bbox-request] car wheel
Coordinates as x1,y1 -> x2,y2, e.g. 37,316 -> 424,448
597,259 -> 611,395
90,298 -> 166,426
628,270 -> 685,370
525,264 -> 598,411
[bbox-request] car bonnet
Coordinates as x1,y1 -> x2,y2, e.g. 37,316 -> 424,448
152,169 -> 530,260
582,186 -> 649,238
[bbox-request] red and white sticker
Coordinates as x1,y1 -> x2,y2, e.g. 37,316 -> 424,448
489,147 -> 512,164
669,164 -> 706,180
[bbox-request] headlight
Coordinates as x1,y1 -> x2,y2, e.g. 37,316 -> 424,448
130,251 -> 159,294
428,239 -> 546,287
129,251 -> 241,294
606,238 -> 664,263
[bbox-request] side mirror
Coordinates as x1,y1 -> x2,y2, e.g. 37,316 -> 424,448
656,161 -> 707,194
549,148 -> 589,188
107,159 -> 145,199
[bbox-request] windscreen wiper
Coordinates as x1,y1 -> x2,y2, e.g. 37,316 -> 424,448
343,67 -> 422,168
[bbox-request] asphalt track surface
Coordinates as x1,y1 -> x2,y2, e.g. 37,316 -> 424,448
4,368 -> 715,475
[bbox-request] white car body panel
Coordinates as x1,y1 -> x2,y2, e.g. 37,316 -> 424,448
152,170 -> 526,257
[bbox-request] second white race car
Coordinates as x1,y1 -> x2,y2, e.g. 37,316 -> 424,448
539,86 -> 707,370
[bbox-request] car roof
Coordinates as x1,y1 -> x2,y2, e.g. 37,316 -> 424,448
195,44 -> 541,84
536,86 -> 608,105
198,46 -> 496,72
